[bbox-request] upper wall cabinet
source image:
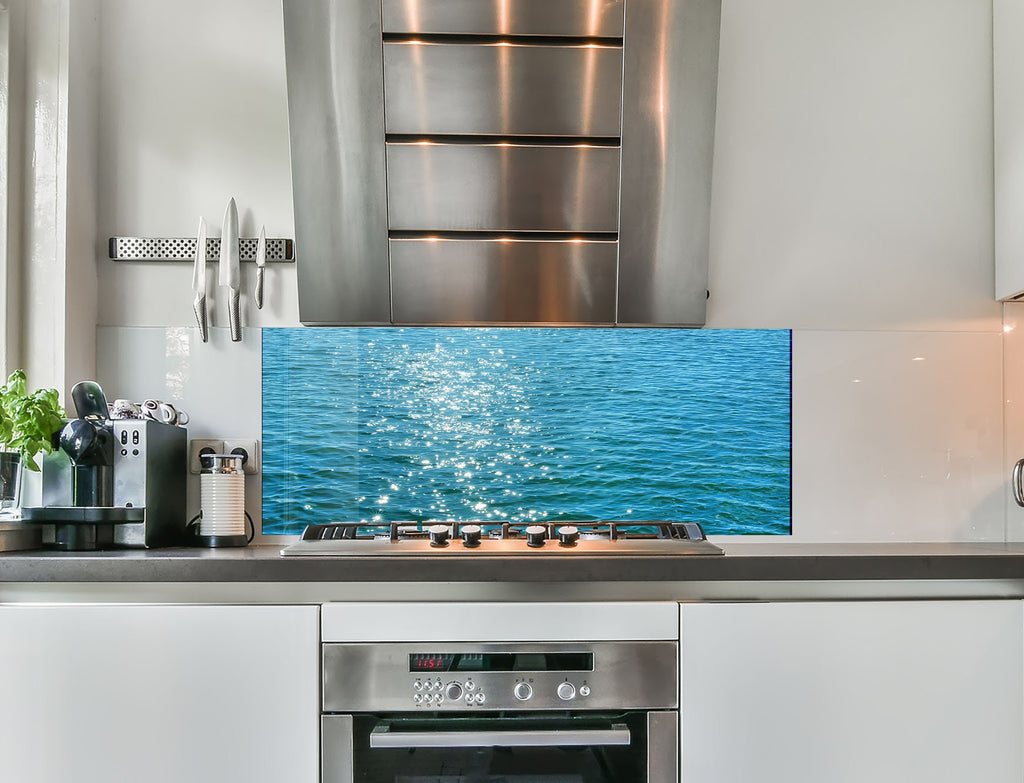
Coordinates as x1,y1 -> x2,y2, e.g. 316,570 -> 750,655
283,0 -> 722,326
996,0 -> 1024,300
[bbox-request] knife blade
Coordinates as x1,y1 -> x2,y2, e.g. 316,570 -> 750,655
192,217 -> 209,342
254,224 -> 266,310
219,197 -> 241,342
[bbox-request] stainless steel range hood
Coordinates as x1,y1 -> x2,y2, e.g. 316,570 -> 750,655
283,0 -> 721,326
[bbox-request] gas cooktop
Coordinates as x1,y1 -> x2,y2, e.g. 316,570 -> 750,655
280,521 -> 724,557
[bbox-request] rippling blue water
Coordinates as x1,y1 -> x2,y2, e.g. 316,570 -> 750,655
261,328 -> 791,536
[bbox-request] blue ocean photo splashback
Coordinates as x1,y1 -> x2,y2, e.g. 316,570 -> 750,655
261,328 -> 792,536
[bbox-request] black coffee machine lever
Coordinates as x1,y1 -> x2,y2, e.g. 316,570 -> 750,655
70,380 -> 111,422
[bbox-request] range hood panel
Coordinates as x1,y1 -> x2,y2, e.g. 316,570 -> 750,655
390,239 -> 617,324
386,143 -> 622,233
383,42 -> 624,138
284,0 -> 721,327
283,0 -> 391,325
381,0 -> 626,38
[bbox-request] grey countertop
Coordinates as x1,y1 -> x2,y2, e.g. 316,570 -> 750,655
3,542 -> 1024,584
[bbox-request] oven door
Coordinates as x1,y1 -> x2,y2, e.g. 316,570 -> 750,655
323,711 -> 677,783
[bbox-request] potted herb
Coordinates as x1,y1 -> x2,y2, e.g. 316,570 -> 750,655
0,370 -> 65,515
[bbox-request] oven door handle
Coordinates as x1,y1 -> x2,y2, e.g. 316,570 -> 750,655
369,723 -> 632,749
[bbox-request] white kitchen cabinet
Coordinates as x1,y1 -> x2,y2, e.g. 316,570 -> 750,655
679,600 -> 1023,783
996,0 -> 1024,299
0,604 -> 319,783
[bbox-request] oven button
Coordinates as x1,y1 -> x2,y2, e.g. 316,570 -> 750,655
579,685 -> 591,697
465,680 -> 476,691
513,682 -> 533,701
474,692 -> 486,705
557,682 -> 576,701
413,680 -> 423,692
465,694 -> 473,705
445,682 -> 464,701
434,693 -> 443,704
413,694 -> 423,705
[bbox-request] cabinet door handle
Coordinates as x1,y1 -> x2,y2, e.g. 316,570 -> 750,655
1013,458 -> 1024,508
369,724 -> 631,749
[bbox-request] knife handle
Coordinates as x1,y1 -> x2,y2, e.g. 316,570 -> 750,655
255,267 -> 265,310
228,289 -> 241,342
193,294 -> 209,343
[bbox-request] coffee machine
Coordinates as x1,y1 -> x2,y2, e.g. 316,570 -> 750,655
22,381 -> 187,550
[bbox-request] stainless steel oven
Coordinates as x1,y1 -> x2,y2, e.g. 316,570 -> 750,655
321,641 -> 678,782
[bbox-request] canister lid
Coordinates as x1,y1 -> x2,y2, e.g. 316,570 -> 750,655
199,453 -> 244,475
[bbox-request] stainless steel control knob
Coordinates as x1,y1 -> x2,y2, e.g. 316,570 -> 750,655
445,682 -> 464,701
428,524 -> 450,547
557,525 -> 579,546
513,682 -> 533,701
525,524 -> 547,548
461,524 -> 482,548
556,682 -> 576,701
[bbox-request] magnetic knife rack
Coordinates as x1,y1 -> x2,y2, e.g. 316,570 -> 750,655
108,237 -> 295,263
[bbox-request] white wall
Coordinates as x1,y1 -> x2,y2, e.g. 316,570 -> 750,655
92,0 -> 1005,542
96,0 -> 296,328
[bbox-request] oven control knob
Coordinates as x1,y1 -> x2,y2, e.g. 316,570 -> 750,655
579,685 -> 591,697
445,682 -> 464,701
428,524 -> 450,547
525,525 -> 547,548
557,525 -> 579,546
461,524 -> 482,548
514,682 -> 533,701
557,682 -> 576,701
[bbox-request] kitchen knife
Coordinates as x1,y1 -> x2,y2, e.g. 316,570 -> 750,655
219,197 -> 241,342
192,216 -> 209,342
254,224 -> 266,310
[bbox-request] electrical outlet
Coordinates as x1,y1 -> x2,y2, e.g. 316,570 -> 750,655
223,438 -> 260,475
189,439 -> 224,474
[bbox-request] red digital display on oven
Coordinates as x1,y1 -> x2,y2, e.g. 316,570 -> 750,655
410,654 -> 454,672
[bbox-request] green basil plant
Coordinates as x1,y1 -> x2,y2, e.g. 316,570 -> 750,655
0,370 -> 65,471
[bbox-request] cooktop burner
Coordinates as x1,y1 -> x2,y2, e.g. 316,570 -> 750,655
280,521 -> 724,556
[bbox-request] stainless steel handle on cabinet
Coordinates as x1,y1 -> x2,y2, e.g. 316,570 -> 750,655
369,724 -> 631,749
1014,459 -> 1024,507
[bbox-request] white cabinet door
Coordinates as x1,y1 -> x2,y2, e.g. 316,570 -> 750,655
0,604 -> 319,783
680,601 -> 1023,783
996,0 -> 1024,299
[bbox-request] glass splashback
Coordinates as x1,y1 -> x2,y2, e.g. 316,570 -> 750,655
261,328 -> 791,535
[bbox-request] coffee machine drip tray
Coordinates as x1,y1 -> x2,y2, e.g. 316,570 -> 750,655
20,507 -> 146,551
21,507 -> 145,523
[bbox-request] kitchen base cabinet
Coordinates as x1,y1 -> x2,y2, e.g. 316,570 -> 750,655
0,604 -> 319,783
679,601 -> 1023,783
